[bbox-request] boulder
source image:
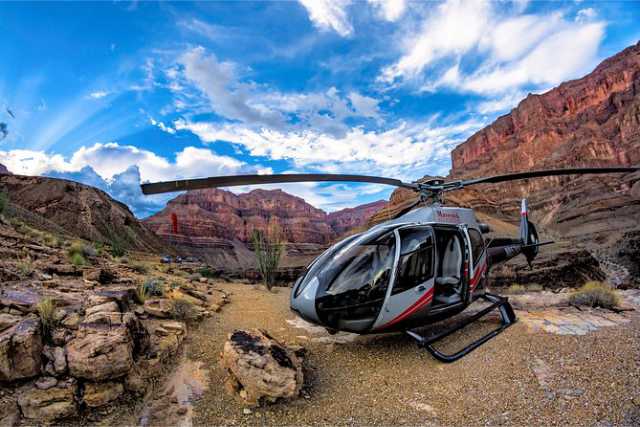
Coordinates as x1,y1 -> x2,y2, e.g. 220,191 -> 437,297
18,380 -> 78,422
66,327 -> 133,381
82,381 -> 124,407
85,301 -> 120,317
0,313 -> 22,332
83,268 -> 116,284
0,317 -> 42,381
43,345 -> 67,375
144,298 -> 173,318
221,329 -> 304,406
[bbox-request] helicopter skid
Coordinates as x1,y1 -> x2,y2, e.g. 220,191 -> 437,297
405,293 -> 517,363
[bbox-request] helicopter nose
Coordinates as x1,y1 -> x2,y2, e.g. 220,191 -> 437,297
290,275 -> 321,324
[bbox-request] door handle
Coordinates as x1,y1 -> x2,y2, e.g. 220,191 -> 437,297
417,285 -> 426,292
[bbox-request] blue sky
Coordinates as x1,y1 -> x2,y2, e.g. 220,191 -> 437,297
1,0 -> 638,217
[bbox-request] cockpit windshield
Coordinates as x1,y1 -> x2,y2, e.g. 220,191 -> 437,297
311,227 -> 397,332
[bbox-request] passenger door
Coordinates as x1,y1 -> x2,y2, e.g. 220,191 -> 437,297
372,226 -> 435,330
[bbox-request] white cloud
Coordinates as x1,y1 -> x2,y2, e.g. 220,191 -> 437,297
461,22 -> 604,94
0,143 -> 245,184
173,116 -> 483,180
87,90 -> 110,99
172,47 -> 384,136
379,0 -> 606,97
299,0 -> 353,37
150,118 -> 176,134
475,90 -> 528,114
576,8 -> 597,23
347,92 -> 380,119
380,0 -> 492,83
368,0 -> 406,22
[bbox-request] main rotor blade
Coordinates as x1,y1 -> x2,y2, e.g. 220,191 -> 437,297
141,173 -> 418,195
450,167 -> 640,189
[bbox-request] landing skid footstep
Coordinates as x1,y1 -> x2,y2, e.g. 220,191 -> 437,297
405,293 -> 517,363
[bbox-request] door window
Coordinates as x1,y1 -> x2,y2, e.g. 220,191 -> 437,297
393,228 -> 434,295
468,228 -> 485,265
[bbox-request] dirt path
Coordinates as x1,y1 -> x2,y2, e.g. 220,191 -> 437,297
178,283 -> 640,426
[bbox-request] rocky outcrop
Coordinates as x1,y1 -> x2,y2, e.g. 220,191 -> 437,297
0,316 -> 42,381
18,379 -> 78,421
221,329 -> 304,406
448,42 -> 640,280
371,42 -> 640,286
144,188 -> 385,269
327,200 -> 386,236
0,173 -> 166,252
0,163 -> 9,175
82,381 -> 124,407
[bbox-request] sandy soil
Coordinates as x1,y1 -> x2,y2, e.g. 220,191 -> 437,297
180,283 -> 640,426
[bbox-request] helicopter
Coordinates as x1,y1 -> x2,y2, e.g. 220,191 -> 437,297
141,166 -> 639,362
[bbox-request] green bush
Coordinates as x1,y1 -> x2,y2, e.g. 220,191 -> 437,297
251,225 -> 284,291
131,262 -> 150,274
170,298 -> 196,321
37,297 -> 57,342
568,281 -> 620,309
17,256 -> 34,278
142,278 -> 165,297
67,240 -> 95,259
109,237 -> 126,258
197,266 -> 217,279
70,253 -> 86,267
135,282 -> 149,303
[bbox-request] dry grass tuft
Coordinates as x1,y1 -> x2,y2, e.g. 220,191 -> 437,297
568,281 -> 620,309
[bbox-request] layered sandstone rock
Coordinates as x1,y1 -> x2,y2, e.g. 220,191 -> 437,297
0,316 -> 42,381
0,173 -> 165,252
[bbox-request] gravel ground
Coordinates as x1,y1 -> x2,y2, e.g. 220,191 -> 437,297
186,282 -> 640,426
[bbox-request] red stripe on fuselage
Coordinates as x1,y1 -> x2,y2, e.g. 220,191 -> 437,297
375,288 -> 434,331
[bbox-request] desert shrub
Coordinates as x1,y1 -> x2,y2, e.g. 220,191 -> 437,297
109,237 -> 126,258
17,256 -> 34,278
506,284 -> 526,294
169,280 -> 182,290
0,190 -> 7,215
67,240 -> 95,259
169,298 -> 196,321
528,283 -> 544,292
131,262 -> 150,274
135,282 -> 149,303
197,266 -> 217,279
251,224 -> 284,291
568,281 -> 620,309
70,253 -> 86,267
37,297 -> 57,342
142,278 -> 165,297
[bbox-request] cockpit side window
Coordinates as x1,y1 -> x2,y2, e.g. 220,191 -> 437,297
468,228 -> 485,265
393,228 -> 434,295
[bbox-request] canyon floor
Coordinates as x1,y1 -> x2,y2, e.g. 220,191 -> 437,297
133,282 -> 640,427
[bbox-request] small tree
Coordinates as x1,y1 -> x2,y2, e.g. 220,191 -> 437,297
251,223 -> 284,291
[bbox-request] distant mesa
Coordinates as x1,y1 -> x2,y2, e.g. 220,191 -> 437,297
0,163 -> 10,175
143,187 -> 386,269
